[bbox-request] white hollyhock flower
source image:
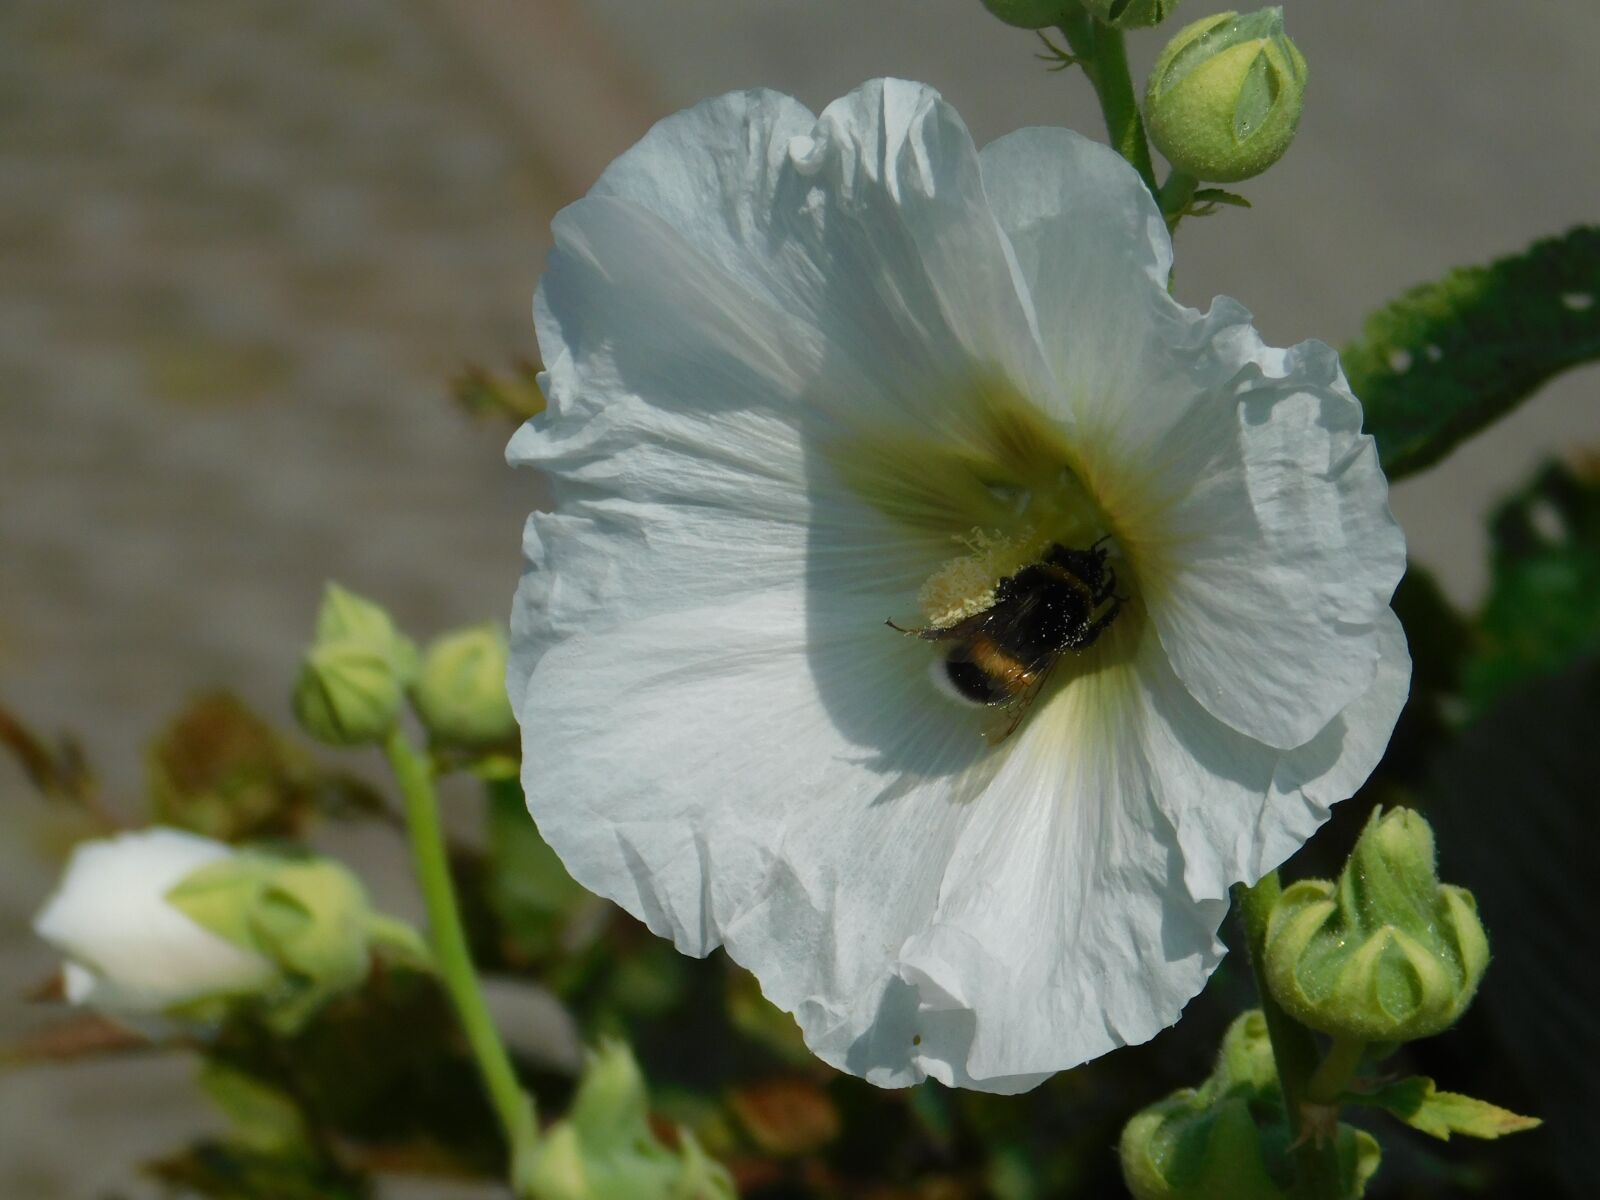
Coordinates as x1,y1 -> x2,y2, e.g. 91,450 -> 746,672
509,79 -> 1410,1092
33,828 -> 277,1019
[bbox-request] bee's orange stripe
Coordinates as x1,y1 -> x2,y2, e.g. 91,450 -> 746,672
968,636 -> 1034,696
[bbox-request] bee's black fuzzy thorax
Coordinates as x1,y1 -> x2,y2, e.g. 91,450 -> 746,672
896,541 -> 1125,722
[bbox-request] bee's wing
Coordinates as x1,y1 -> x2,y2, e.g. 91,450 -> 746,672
980,590 -> 1060,670
984,653 -> 1060,746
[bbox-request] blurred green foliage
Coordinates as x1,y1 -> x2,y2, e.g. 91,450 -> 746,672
1343,225 -> 1600,479
1462,459 -> 1600,714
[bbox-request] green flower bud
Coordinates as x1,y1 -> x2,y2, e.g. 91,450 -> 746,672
1083,0 -> 1179,30
166,849 -> 426,1031
1264,808 -> 1490,1043
411,623 -> 518,749
980,0 -> 1074,30
291,584 -> 416,746
313,581 -> 404,646
523,1040 -> 735,1200
1209,1008 -> 1276,1099
1120,1011 -> 1381,1200
1121,1095 -> 1287,1200
1145,8 -> 1307,183
568,1038 -> 652,1148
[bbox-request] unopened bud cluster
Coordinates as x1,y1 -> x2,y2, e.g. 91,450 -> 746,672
524,1040 -> 734,1200
1121,1012 -> 1380,1200
1264,807 -> 1489,1044
292,583 -> 517,757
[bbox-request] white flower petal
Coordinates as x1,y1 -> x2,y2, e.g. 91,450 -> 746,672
978,126 -> 1175,441
518,576 -> 1406,1089
33,828 -> 276,1016
890,626 -> 1227,1086
1139,607 -> 1413,904
517,586 -> 1005,1085
523,81 -> 1054,478
980,128 -> 1404,748
1133,340 -> 1406,747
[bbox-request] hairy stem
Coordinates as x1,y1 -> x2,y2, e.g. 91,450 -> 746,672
1057,10 -> 1159,194
1308,1036 -> 1368,1105
383,726 -> 539,1193
1158,169 -> 1198,231
1234,874 -> 1346,1200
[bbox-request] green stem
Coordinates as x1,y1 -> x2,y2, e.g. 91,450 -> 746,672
1234,874 -> 1345,1200
383,726 -> 539,1193
1308,1036 -> 1367,1105
1057,11 -> 1159,195
1158,169 -> 1198,231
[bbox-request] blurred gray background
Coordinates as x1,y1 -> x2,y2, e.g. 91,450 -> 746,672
1,0 -> 1595,1195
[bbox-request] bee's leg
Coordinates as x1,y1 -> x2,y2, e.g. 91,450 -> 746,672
1071,595 -> 1124,647
1091,562 -> 1119,605
886,615 -> 979,642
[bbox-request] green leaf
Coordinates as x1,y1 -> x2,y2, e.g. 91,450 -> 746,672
449,358 -> 545,425
1190,187 -> 1252,209
197,1061 -> 310,1156
0,702 -> 96,809
484,776 -> 587,963
1348,1076 -> 1541,1141
209,967 -> 507,1175
1464,460 -> 1600,714
1343,225 -> 1600,479
144,691 -> 390,840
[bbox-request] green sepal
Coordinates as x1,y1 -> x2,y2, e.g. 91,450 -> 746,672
1343,1076 -> 1541,1142
166,851 -> 425,1032
1343,225 -> 1600,479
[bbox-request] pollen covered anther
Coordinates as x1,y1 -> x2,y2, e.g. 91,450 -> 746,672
918,528 -> 1048,628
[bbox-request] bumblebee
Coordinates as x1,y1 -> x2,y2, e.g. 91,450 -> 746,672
889,541 -> 1124,738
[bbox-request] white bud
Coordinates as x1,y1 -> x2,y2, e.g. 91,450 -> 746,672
32,828 -> 277,1021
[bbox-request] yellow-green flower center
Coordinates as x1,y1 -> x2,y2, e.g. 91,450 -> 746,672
825,374 -> 1120,624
